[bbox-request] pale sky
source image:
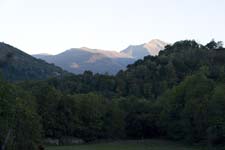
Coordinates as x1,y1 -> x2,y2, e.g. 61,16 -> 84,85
0,0 -> 225,54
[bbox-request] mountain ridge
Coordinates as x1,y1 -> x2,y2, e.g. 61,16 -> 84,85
34,48 -> 135,74
33,39 -> 167,74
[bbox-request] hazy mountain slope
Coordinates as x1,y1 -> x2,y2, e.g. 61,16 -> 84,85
34,48 -> 135,74
33,39 -> 166,74
121,39 -> 167,59
0,42 -> 68,81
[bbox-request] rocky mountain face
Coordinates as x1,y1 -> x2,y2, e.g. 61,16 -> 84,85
121,39 -> 167,59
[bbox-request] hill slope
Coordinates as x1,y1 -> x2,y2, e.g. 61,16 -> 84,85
0,42 -> 68,81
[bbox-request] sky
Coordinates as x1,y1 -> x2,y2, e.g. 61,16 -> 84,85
0,0 -> 225,54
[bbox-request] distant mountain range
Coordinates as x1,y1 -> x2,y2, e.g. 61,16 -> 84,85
34,47 -> 134,75
34,39 -> 167,74
0,42 -> 68,81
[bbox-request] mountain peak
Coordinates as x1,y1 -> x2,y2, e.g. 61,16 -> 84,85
144,39 -> 167,56
148,39 -> 166,44
80,47 -> 92,51
121,39 -> 167,59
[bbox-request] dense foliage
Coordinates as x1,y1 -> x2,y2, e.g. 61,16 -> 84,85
0,40 -> 225,149
0,80 -> 41,150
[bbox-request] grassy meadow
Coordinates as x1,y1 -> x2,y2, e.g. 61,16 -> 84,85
46,139 -> 205,150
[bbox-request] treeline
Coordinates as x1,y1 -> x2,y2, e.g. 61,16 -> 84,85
0,40 -> 225,149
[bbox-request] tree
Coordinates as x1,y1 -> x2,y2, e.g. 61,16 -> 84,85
11,94 -> 41,150
206,39 -> 223,49
0,81 -> 15,150
55,95 -> 80,138
0,81 -> 41,150
102,99 -> 125,139
158,72 -> 213,142
207,84 -> 225,145
71,93 -> 106,141
120,97 -> 159,138
34,85 -> 62,138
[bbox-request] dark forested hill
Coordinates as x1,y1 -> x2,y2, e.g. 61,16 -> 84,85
0,42 -> 68,81
116,40 -> 225,98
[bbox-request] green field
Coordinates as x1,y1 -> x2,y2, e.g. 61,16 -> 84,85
46,140 -> 204,150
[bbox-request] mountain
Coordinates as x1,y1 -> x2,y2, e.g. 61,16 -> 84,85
0,42 -> 68,81
121,39 -> 167,59
34,48 -> 135,75
33,39 -> 167,75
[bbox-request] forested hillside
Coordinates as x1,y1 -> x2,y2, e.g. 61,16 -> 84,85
0,42 -> 68,81
0,40 -> 225,150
